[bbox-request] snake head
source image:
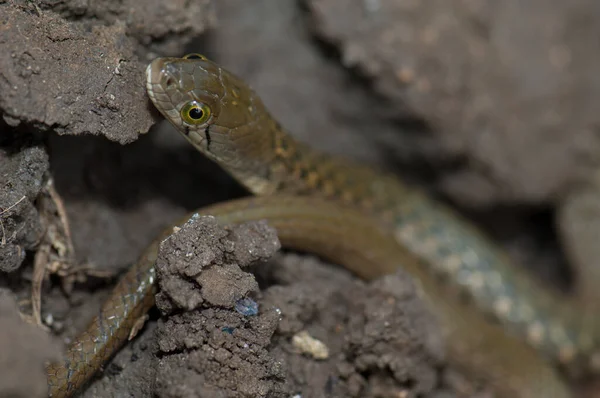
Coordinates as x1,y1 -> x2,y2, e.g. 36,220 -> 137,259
146,54 -> 275,177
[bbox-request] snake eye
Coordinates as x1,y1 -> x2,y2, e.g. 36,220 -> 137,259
183,53 -> 208,61
180,101 -> 212,125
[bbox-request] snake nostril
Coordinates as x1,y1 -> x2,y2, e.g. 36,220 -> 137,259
165,77 -> 176,88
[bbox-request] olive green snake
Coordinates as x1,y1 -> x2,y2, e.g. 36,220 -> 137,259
44,54 -> 600,397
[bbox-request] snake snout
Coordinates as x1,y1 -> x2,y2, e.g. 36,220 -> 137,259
146,58 -> 169,86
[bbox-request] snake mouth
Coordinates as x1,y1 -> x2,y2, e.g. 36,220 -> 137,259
145,58 -> 169,105
145,62 -> 156,101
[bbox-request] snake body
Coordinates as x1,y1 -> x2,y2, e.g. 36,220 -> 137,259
45,54 -> 600,397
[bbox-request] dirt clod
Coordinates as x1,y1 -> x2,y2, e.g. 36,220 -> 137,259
0,141 -> 47,273
2,0 -> 598,396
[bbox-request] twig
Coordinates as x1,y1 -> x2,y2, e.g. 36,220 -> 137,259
32,242 -> 51,325
46,180 -> 75,260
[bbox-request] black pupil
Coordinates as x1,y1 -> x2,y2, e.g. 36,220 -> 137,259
187,54 -> 202,59
189,107 -> 204,120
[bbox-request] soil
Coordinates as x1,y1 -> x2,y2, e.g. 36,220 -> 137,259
1,0 -> 600,397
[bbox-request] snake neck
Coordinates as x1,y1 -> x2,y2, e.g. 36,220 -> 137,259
232,123 -> 414,215
222,124 -> 320,196
269,128 -> 331,194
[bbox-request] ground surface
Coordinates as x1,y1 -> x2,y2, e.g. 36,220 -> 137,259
2,0 -> 600,397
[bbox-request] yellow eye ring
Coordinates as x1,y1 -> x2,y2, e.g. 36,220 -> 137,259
180,101 -> 212,125
183,53 -> 209,61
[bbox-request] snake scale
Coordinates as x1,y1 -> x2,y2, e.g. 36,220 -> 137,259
44,54 -> 600,397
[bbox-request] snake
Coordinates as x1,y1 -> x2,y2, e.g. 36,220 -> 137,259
44,53 -> 600,397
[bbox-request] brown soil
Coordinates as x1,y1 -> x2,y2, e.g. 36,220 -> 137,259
2,0 -> 600,397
